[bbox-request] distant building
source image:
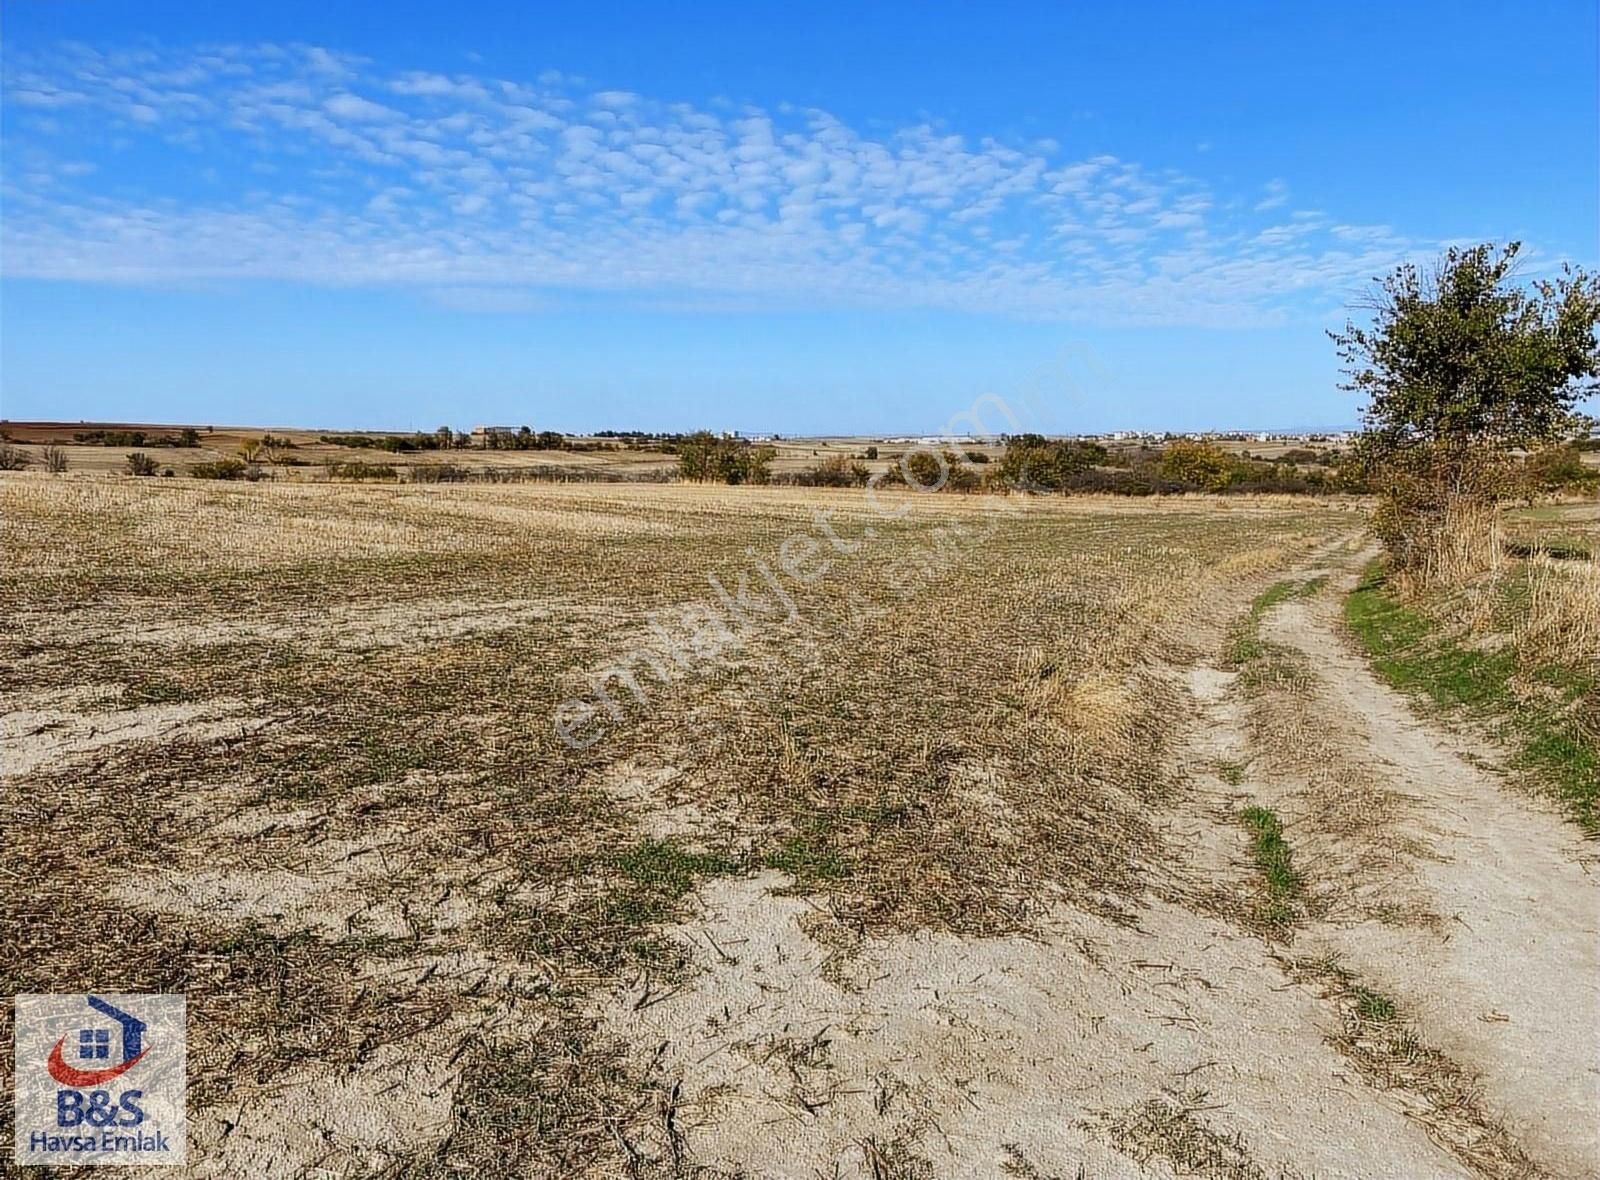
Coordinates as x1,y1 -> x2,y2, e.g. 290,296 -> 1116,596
471,426 -> 519,446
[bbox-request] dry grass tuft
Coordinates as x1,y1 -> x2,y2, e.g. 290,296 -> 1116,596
1395,495 -> 1504,597
1102,1088 -> 1282,1180
1291,956 -> 1544,1180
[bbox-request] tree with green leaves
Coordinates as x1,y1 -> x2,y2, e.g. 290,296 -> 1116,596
1335,242 -> 1600,457
1332,242 -> 1600,576
995,434 -> 1108,491
676,431 -> 774,485
1158,440 -> 1235,492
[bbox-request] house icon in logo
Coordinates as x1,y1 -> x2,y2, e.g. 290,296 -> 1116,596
47,996 -> 149,1087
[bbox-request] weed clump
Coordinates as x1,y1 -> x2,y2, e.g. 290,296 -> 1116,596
1241,804 -> 1301,933
1292,955 -> 1538,1179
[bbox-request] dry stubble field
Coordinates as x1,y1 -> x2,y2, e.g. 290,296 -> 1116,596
2,474 -> 1594,1180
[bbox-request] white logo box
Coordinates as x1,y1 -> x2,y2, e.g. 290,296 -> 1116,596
13,994 -> 186,1167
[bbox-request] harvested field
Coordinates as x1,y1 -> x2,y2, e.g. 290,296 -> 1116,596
2,473 -> 1594,1179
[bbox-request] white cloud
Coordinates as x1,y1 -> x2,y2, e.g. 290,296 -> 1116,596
9,84 -> 89,108
1255,178 -> 1289,211
0,41 -> 1442,327
324,92 -> 398,121
388,72 -> 458,97
303,46 -> 355,78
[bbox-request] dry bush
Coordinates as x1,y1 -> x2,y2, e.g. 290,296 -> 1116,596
326,459 -> 398,481
1385,494 -> 1508,640
189,457 -> 252,480
124,451 -> 161,477
408,461 -> 469,483
1369,445 -> 1510,595
788,454 -> 870,488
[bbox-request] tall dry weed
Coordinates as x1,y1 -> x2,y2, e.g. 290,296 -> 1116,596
1517,554 -> 1600,671
1391,495 -> 1502,598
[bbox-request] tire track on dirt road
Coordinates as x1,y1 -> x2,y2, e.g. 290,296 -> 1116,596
1230,547 -> 1600,1179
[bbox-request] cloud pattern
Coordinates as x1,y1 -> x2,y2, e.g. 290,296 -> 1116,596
3,42 -> 1423,325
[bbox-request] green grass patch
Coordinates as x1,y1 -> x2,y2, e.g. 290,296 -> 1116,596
763,830 -> 850,885
495,839 -> 742,977
1352,986 -> 1398,1023
1344,570 -> 1513,709
1228,580 -> 1300,665
613,838 -> 737,896
1228,577 -> 1325,666
606,838 -> 740,925
1504,538 -> 1593,562
1507,503 -> 1588,523
1530,659 -> 1597,700
1345,561 -> 1598,831
1241,804 -> 1301,932
1216,759 -> 1247,787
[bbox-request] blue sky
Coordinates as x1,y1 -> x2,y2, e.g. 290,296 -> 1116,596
2,1 -> 1594,434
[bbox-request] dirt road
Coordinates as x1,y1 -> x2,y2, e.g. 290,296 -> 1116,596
1248,550 -> 1600,1177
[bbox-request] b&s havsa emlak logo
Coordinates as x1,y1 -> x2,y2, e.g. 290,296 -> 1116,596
13,993 -> 186,1166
